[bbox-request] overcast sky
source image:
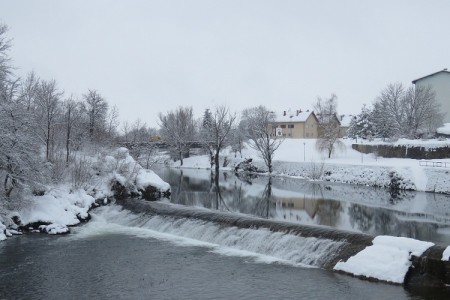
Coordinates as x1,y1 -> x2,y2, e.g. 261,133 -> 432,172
1,0 -> 449,127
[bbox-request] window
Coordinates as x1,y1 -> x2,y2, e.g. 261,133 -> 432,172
288,124 -> 294,128
280,125 -> 286,128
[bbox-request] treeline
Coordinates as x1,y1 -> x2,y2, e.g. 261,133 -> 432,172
0,24 -> 157,201
348,83 -> 444,140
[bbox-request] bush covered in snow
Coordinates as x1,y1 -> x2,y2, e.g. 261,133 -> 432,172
0,147 -> 170,241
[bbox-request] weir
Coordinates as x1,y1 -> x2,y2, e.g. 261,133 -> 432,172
117,199 -> 373,269
116,199 -> 450,287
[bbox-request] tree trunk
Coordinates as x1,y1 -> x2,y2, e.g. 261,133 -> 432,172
179,150 -> 184,166
66,121 -> 71,164
214,148 -> 220,174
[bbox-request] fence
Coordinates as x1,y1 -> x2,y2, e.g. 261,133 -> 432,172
419,161 -> 450,168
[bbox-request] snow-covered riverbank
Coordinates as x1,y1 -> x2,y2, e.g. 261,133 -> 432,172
170,138 -> 450,194
0,148 -> 170,241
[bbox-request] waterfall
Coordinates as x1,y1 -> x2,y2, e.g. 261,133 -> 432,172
83,204 -> 346,268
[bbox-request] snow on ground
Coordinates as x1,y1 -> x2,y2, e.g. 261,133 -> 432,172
19,187 -> 95,229
437,123 -> 450,136
334,236 -> 434,284
443,246 -> 450,261
170,138 -> 450,193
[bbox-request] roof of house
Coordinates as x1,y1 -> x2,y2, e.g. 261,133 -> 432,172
272,109 -> 317,123
412,68 -> 450,84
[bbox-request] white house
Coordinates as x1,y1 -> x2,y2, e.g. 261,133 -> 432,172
412,68 -> 450,123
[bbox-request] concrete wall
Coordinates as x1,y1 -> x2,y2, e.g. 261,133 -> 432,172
415,72 -> 450,123
352,143 -> 450,159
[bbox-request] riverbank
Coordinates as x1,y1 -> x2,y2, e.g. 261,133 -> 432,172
170,138 -> 450,194
0,147 -> 170,241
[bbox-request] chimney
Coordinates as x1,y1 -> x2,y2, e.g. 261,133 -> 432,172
283,111 -> 286,116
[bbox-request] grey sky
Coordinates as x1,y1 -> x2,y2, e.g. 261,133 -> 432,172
1,0 -> 449,127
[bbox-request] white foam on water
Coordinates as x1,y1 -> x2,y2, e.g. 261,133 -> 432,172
73,205 -> 344,268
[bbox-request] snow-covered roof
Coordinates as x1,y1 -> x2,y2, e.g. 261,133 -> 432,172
437,123 -> 450,135
412,68 -> 450,84
339,115 -> 355,127
272,109 -> 315,123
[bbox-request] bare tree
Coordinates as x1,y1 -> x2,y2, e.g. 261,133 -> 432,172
199,108 -> 215,168
314,93 -> 338,122
35,79 -> 63,161
63,95 -> 84,164
106,104 -> 120,139
403,85 -> 443,137
159,106 -> 195,166
18,71 -> 39,111
209,106 -> 236,174
242,106 -> 282,173
314,94 -> 343,158
83,89 -> 108,143
316,123 -> 344,158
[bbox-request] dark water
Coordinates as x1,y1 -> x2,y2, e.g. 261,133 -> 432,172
1,167 -> 450,299
155,167 -> 450,246
1,230 -> 444,300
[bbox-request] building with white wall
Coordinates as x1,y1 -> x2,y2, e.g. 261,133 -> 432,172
412,69 -> 450,123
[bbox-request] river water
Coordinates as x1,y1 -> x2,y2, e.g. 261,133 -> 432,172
1,167 -> 450,299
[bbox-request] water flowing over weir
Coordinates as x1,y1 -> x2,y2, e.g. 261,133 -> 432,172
113,199 -> 374,269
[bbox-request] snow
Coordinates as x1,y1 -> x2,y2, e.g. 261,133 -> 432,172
19,187 -> 96,233
437,123 -> 450,135
0,147 -> 171,241
273,110 -> 314,123
170,138 -> 450,193
39,223 -> 70,235
334,236 -> 434,283
0,221 -> 6,241
136,169 -> 170,191
442,246 -> 450,261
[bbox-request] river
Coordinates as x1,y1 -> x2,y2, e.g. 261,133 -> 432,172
1,167 -> 450,299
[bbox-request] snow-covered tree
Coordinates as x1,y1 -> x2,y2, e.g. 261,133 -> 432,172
159,106 -> 196,166
348,105 -> 375,140
0,25 -> 44,199
242,106 -> 282,173
373,82 -> 443,138
371,100 -> 396,140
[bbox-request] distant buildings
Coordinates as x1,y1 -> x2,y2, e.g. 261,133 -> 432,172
412,68 -> 450,123
269,109 -> 319,139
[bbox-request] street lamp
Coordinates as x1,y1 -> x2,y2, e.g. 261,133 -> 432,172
303,142 -> 306,161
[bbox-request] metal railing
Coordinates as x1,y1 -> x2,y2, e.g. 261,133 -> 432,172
419,161 -> 450,168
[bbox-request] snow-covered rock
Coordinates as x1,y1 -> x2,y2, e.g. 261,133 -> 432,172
334,236 -> 434,284
20,187 -> 95,227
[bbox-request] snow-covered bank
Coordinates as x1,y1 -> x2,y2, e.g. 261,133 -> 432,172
0,147 -> 170,241
170,138 -> 450,194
